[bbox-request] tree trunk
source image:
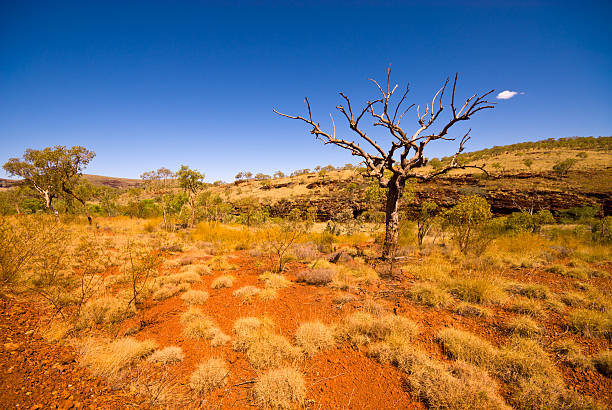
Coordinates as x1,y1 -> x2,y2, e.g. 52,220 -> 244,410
382,176 -> 405,259
43,191 -> 60,222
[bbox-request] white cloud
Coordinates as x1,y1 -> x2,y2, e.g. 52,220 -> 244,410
496,90 -> 519,100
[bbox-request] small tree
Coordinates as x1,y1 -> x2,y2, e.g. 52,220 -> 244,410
141,167 -> 175,229
3,146 -> 96,223
175,165 -> 205,227
443,195 -> 492,254
417,201 -> 438,248
275,68 -> 494,258
553,158 -> 577,176
523,158 -> 533,170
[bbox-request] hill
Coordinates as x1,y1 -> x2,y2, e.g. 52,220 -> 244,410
209,136 -> 612,217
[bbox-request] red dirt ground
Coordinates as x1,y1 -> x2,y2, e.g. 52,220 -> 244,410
1,248 -> 610,409
0,297 -> 142,409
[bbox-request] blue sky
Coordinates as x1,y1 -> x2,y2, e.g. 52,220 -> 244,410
1,1 -> 611,182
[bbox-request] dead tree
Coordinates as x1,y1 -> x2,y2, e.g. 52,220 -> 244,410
274,68 -> 495,259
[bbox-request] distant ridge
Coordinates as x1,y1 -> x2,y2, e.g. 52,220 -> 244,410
0,174 -> 142,189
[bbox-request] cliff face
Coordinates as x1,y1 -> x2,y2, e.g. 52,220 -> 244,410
236,170 -> 611,220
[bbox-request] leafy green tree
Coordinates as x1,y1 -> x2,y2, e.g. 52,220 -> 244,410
506,210 -> 554,233
175,165 -> 205,227
552,158 -> 577,176
3,145 -> 96,224
523,158 -> 533,170
3,146 -> 95,223
443,195 -> 492,254
141,167 -> 175,229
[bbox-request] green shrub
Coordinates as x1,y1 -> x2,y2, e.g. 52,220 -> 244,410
443,195 -> 492,254
591,216 -> 612,244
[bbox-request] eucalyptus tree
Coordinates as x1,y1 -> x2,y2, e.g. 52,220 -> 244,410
3,146 -> 95,223
175,165 -> 205,227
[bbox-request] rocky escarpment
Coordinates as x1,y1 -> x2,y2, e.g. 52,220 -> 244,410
234,170 -> 611,220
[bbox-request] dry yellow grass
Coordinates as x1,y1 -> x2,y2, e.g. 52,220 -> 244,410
210,275 -> 235,289
436,328 -> 497,368
295,321 -> 335,356
505,316 -> 541,337
253,367 -> 306,409
148,346 -> 184,364
180,289 -> 209,305
232,316 -> 300,368
80,337 -> 158,381
181,307 -> 230,346
258,271 -> 291,289
233,285 -> 261,300
336,311 -> 418,347
76,296 -> 134,330
409,282 -> 452,308
159,271 -> 202,285
153,283 -> 189,301
189,358 -> 228,394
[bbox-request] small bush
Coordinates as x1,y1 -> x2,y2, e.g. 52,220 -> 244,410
257,288 -> 278,300
181,289 -> 209,305
407,355 -> 510,410
189,358 -> 228,394
494,338 -> 556,384
592,216 -> 612,244
253,367 -> 306,409
290,243 -> 319,261
211,275 -> 235,289
148,346 -> 184,364
409,282 -> 452,308
295,322 -> 335,356
593,350 -> 612,377
77,296 -> 134,329
507,283 -> 549,299
296,268 -> 334,285
207,256 -> 237,271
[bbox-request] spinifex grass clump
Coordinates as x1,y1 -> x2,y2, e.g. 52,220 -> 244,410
210,275 -> 235,289
181,307 -> 230,346
232,316 -> 301,369
295,321 -> 335,356
336,311 -> 418,347
253,367 -> 306,409
190,358 -> 229,394
148,346 -> 184,365
80,337 -> 158,381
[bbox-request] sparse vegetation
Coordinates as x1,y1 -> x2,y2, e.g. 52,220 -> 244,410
1,136 -> 610,408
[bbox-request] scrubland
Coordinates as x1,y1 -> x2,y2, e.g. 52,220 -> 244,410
1,208 -> 610,410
